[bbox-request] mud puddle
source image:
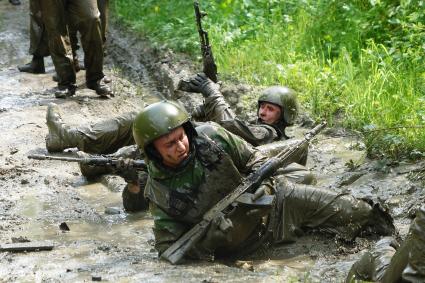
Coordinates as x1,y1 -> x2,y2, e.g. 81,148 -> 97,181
1,0 -> 424,282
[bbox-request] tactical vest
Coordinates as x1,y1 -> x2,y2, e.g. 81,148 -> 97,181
145,135 -> 243,224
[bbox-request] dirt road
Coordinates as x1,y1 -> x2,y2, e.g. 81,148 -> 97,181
0,1 -> 423,282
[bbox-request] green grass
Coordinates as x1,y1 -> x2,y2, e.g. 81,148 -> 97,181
112,0 -> 425,160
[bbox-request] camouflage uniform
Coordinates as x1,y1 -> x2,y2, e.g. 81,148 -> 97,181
45,104 -> 137,154
138,118 -> 393,258
346,205 -> 425,283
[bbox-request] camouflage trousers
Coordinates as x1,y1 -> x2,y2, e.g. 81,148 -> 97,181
29,0 -> 108,59
74,111 -> 137,154
346,205 -> 425,283
272,176 -> 375,243
40,0 -> 104,87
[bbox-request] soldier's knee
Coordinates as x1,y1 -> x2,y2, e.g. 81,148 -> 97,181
77,9 -> 101,28
300,172 -> 316,185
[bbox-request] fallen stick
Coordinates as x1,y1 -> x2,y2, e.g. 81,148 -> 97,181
0,241 -> 54,252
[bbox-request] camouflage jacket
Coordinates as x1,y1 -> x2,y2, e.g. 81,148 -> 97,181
144,122 -> 271,256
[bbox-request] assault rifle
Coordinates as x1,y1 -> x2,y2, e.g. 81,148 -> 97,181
194,1 -> 217,82
178,1 -> 218,92
27,154 -> 147,171
161,121 -> 327,264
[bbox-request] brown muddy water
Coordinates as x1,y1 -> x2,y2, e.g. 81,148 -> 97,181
0,1 -> 424,282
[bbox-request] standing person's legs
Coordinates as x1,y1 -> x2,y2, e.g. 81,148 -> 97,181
40,0 -> 76,97
67,0 -> 111,96
97,0 -> 111,83
18,0 -> 49,73
97,0 -> 109,46
67,25 -> 83,72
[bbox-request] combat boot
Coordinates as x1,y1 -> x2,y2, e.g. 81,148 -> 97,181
54,85 -> 76,99
45,103 -> 82,152
17,56 -> 45,74
363,200 -> 396,236
87,80 -> 113,97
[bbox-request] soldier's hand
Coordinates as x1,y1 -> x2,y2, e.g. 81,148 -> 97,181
214,214 -> 233,233
189,73 -> 219,97
252,185 -> 266,201
115,157 -> 133,170
115,157 -> 139,183
199,213 -> 233,253
207,214 -> 233,241
188,73 -> 208,92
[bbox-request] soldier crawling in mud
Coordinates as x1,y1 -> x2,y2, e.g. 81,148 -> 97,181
346,205 -> 425,283
128,100 -> 395,261
45,80 -> 315,211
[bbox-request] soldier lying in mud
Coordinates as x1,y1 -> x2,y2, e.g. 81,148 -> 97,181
128,100 -> 395,261
45,78 -> 316,211
346,205 -> 425,283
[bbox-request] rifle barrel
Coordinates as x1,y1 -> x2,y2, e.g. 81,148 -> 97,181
28,154 -> 147,170
28,154 -> 85,162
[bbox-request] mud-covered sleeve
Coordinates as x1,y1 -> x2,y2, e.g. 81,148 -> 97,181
219,119 -> 278,146
198,123 -> 268,173
401,205 -> 425,282
201,90 -> 278,146
149,202 -> 190,255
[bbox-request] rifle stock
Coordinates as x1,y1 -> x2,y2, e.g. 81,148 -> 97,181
161,121 -> 327,264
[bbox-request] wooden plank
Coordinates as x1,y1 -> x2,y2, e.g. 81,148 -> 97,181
0,241 -> 54,252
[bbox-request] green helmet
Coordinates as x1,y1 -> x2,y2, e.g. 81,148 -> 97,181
132,100 -> 190,150
258,86 -> 299,126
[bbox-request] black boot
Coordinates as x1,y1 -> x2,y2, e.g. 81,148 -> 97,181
364,199 -> 396,236
87,80 -> 113,97
54,85 -> 76,99
17,56 -> 45,74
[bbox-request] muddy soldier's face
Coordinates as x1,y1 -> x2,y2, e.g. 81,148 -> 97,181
153,126 -> 190,168
258,102 -> 282,125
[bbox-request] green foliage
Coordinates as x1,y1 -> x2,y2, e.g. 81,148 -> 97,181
113,0 -> 197,52
113,0 -> 425,160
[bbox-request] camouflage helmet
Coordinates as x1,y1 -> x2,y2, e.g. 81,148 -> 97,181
132,100 -> 190,150
258,86 -> 299,126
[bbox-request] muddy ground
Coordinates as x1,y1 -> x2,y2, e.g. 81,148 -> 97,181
0,1 -> 424,282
